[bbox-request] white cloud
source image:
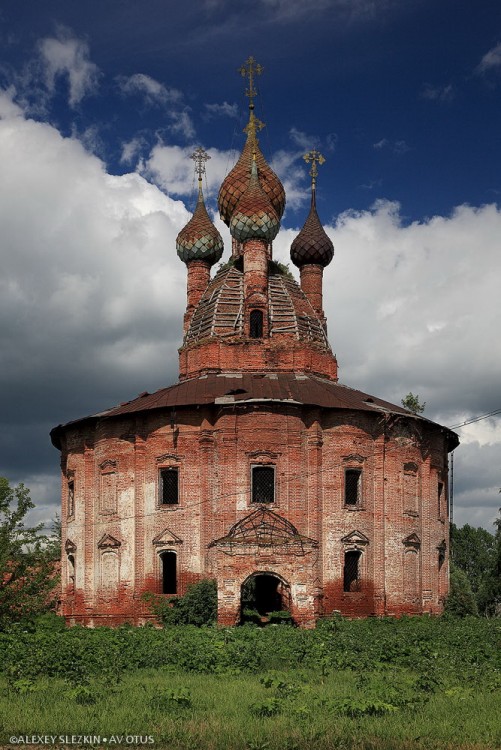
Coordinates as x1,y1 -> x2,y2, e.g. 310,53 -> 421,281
143,143 -> 239,197
476,42 -> 501,73
39,29 -> 100,107
118,73 -> 182,106
373,138 -> 410,154
289,127 -> 320,150
0,86 -> 24,119
421,83 -> 455,102
204,101 -> 239,119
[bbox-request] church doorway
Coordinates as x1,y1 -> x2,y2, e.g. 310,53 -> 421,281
240,572 -> 291,623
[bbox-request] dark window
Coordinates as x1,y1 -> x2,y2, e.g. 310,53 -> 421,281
344,469 -> 361,506
438,482 -> 444,516
343,550 -> 361,592
160,468 -> 179,505
160,551 -> 177,594
67,480 -> 75,517
67,554 -> 75,593
438,550 -> 445,571
249,309 -> 263,338
252,465 -> 275,503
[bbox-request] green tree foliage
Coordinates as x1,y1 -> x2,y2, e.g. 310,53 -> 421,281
444,565 -> 478,617
477,507 -> 501,616
450,522 -> 495,595
401,392 -> 426,414
0,477 -> 59,629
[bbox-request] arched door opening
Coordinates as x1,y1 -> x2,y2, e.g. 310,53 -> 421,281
240,573 -> 291,624
160,550 -> 177,594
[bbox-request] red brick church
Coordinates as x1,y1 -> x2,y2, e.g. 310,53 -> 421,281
51,59 -> 458,627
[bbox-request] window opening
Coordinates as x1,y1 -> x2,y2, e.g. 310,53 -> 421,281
160,468 -> 179,505
344,469 -> 361,506
438,482 -> 444,516
67,554 -> 75,594
249,309 -> 263,338
67,480 -> 75,517
252,465 -> 275,503
160,551 -> 177,594
343,550 -> 361,592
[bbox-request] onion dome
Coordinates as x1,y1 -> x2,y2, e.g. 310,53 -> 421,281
176,149 -> 224,265
218,115 -> 286,226
290,149 -> 334,268
229,155 -> 280,243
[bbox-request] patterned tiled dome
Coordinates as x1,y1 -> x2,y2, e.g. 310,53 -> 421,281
218,128 -> 285,226
176,188 -> 224,265
290,191 -> 334,268
229,157 -> 280,243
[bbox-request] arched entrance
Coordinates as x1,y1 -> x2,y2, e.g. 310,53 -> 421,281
240,572 -> 291,621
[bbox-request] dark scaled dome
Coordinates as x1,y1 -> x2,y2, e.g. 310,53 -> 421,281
218,122 -> 285,226
290,190 -> 334,268
229,157 -> 280,243
176,187 -> 224,265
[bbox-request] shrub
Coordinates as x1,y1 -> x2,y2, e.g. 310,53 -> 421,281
143,578 -> 217,627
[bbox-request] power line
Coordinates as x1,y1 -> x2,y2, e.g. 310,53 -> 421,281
448,408 -> 501,431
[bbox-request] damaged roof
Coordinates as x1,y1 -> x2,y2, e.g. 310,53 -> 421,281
50,371 -> 459,450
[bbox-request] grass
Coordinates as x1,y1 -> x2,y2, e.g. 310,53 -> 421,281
0,616 -> 499,749
1,667 -> 500,750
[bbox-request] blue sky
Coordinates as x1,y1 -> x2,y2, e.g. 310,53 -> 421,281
0,0 -> 500,531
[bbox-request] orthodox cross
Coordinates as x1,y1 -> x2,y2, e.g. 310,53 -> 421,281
190,146 -> 210,186
239,56 -> 265,138
303,149 -> 326,189
238,56 -> 263,105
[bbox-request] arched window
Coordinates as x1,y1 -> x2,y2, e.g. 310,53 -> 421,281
67,554 -> 75,594
160,551 -> 177,594
343,550 -> 362,592
249,309 -> 263,338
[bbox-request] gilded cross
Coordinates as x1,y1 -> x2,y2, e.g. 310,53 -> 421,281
303,149 -> 326,187
190,146 -> 210,183
238,56 -> 263,105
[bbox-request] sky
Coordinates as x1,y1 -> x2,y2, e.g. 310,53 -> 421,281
0,0 -> 500,533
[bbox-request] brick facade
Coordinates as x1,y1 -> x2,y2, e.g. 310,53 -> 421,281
52,101 -> 457,627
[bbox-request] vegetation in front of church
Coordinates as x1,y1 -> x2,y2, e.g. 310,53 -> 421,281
0,615 -> 499,749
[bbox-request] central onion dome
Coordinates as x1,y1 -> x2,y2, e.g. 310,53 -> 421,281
218,115 -> 286,226
176,178 -> 223,266
229,155 -> 280,243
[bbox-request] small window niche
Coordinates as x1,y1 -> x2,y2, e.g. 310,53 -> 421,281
159,467 -> 179,506
251,465 -> 275,504
438,481 -> 444,518
249,309 -> 264,339
67,479 -> 75,518
343,549 -> 362,592
160,550 -> 177,594
67,554 -> 75,594
344,469 -> 362,507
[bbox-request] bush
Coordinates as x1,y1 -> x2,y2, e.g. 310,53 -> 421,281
143,578 -> 217,627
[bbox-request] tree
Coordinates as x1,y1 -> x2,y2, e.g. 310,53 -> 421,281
444,565 -> 478,617
476,507 -> 501,616
0,477 -> 59,629
401,392 -> 426,414
450,522 -> 495,595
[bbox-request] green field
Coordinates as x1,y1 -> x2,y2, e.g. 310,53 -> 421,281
0,616 -> 499,750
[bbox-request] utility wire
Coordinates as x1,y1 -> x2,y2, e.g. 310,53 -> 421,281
448,408 -> 501,430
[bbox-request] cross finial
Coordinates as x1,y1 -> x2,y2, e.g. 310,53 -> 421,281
238,56 -> 263,109
303,149 -> 326,189
190,146 -> 210,187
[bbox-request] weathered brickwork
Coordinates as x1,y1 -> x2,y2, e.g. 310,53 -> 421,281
57,401 -> 452,627
52,91 -> 457,627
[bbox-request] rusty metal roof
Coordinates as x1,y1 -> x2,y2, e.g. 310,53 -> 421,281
51,371 -> 459,450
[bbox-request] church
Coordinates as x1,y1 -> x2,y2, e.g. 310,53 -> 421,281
51,59 -> 458,627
